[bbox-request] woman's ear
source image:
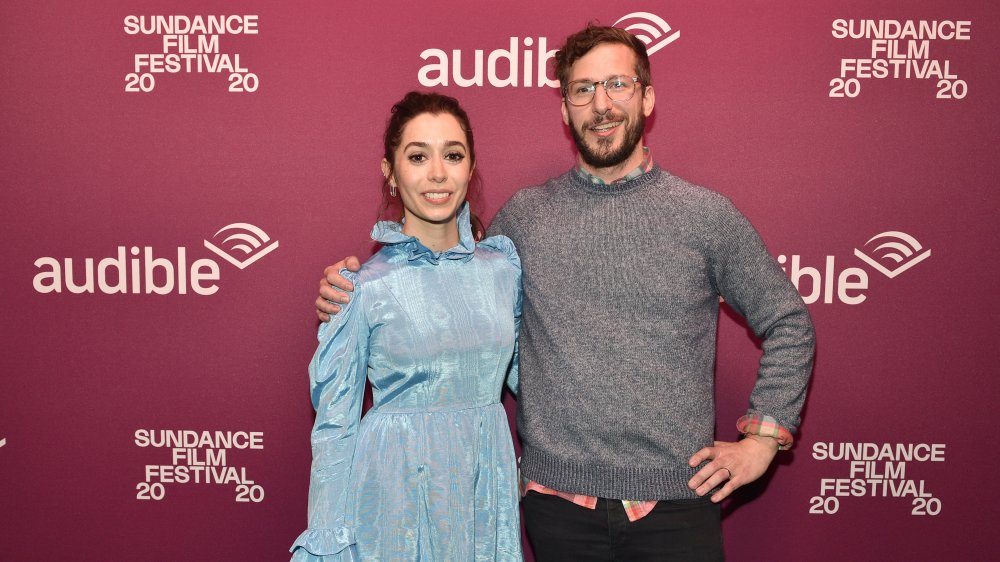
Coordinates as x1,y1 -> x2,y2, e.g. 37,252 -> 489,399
381,159 -> 393,185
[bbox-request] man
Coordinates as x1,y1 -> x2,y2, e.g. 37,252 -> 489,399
317,25 -> 814,561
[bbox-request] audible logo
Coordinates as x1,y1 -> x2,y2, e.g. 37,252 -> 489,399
612,12 -> 681,56
203,223 -> 279,269
853,231 -> 930,279
417,12 -> 679,88
418,37 -> 559,88
32,223 -> 278,295
778,230 -> 931,305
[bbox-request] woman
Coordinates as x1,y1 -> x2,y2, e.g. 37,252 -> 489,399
290,91 -> 523,561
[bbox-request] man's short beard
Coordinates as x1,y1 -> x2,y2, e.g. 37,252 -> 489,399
571,111 -> 646,170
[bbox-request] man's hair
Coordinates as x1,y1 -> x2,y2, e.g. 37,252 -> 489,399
554,24 -> 652,94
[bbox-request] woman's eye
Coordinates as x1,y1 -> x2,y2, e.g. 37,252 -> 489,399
445,152 -> 465,162
407,153 -> 426,163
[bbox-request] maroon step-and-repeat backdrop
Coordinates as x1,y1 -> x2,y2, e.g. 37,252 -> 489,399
3,1 -> 998,560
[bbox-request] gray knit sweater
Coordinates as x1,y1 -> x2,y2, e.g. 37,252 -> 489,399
488,165 -> 815,500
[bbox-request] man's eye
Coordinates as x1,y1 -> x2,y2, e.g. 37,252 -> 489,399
608,78 -> 627,90
573,83 -> 595,95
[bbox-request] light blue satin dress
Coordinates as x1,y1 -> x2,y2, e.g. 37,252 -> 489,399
291,205 -> 523,561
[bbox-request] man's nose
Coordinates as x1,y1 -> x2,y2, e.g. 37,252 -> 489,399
592,83 -> 613,114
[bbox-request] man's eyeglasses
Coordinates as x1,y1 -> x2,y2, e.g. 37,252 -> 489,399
563,75 -> 642,107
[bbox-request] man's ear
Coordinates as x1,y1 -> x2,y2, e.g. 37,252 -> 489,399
642,85 -> 655,117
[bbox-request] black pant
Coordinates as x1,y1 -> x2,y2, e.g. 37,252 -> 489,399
522,492 -> 724,561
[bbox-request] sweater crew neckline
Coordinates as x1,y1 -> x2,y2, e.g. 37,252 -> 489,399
566,165 -> 664,196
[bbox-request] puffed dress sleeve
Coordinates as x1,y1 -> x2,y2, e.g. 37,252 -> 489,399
290,270 -> 367,562
479,235 -> 522,395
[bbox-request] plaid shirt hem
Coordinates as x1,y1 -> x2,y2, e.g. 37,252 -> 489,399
521,477 -> 655,522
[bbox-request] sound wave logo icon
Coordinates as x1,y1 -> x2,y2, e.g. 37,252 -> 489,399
613,12 -> 681,56
854,231 -> 931,279
204,223 -> 279,270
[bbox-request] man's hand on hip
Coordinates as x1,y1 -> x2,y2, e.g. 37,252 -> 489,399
687,434 -> 779,503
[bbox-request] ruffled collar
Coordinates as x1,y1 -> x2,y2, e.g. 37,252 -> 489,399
370,202 -> 476,265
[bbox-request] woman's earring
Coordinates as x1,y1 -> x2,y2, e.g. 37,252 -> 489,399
389,181 -> 397,197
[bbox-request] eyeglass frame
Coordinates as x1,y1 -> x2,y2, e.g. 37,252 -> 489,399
562,75 -> 643,107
